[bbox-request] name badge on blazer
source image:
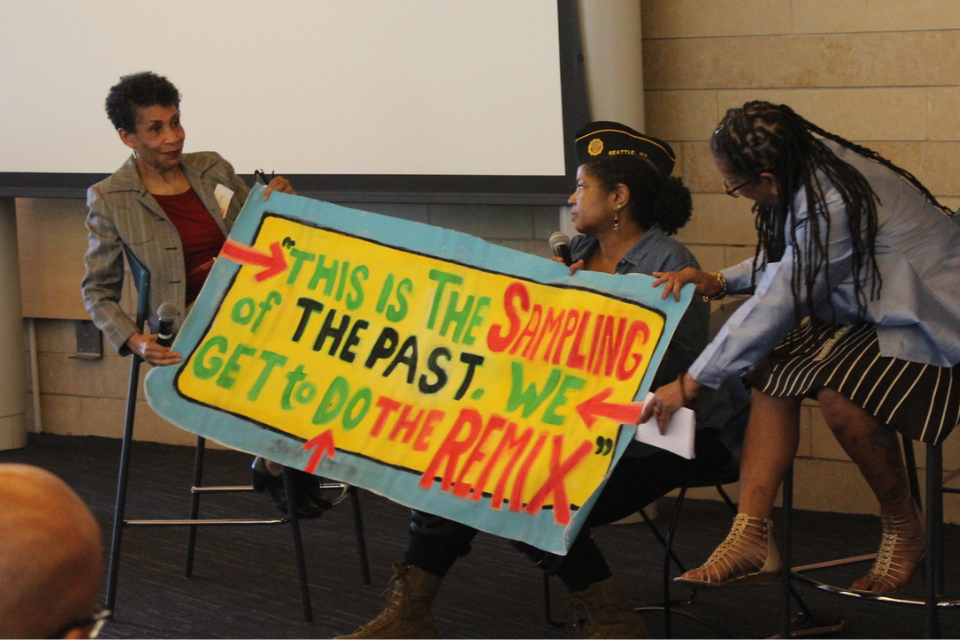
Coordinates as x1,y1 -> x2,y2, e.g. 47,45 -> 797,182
213,184 -> 235,217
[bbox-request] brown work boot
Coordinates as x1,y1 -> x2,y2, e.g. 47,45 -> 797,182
567,575 -> 649,639
336,562 -> 441,639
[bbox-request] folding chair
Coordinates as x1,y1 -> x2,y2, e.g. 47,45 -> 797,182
104,249 -> 370,623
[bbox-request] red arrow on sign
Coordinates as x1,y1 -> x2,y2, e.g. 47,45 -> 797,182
219,239 -> 288,282
302,430 -> 337,473
575,387 -> 644,430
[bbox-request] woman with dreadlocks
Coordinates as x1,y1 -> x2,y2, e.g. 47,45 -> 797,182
641,101 -> 960,594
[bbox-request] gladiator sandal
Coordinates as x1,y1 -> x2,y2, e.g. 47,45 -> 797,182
675,513 -> 781,588
851,508 -> 926,594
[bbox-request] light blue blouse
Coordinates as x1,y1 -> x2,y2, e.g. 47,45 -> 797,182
691,141 -> 960,389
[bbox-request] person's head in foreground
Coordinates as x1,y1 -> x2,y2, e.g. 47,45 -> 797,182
0,464 -> 105,639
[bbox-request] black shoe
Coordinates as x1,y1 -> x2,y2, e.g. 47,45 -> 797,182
293,470 -> 336,512
252,458 -> 322,519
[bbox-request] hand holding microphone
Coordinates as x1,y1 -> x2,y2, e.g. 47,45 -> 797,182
125,302 -> 182,366
156,302 -> 178,347
549,231 -> 573,266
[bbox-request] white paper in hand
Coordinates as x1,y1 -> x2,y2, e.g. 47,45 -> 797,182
634,392 -> 696,459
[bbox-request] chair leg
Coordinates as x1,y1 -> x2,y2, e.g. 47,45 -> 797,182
282,467 -> 313,623
185,436 -> 206,578
349,486 -> 371,584
662,484 -> 692,640
542,572 -> 566,628
925,442 -> 942,639
715,483 -> 737,513
105,354 -> 142,615
903,435 -> 923,508
780,465 -> 793,639
638,508 -> 688,578
776,466 -> 832,638
932,448 -> 945,602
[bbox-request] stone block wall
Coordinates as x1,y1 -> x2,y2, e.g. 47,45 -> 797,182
641,0 -> 960,521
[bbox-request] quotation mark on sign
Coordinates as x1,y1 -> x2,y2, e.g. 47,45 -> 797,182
594,436 -> 613,456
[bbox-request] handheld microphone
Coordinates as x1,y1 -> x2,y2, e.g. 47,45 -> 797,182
156,302 -> 178,347
549,231 -> 573,267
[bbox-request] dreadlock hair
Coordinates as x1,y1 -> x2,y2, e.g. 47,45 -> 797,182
712,101 -> 950,324
583,155 -> 693,235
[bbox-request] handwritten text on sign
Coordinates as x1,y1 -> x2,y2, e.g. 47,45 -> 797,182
177,214 -> 662,525
146,188 -> 691,553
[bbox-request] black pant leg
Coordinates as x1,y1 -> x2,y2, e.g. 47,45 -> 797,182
404,510 -> 479,577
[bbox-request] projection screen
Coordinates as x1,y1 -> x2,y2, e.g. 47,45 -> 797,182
0,0 -> 588,203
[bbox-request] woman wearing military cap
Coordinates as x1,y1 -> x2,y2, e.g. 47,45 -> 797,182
564,121 -> 707,385
337,122 -> 742,640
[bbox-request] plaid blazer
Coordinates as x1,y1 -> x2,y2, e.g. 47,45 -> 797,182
81,151 -> 250,354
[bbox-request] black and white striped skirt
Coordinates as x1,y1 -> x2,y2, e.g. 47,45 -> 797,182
745,320 -> 960,445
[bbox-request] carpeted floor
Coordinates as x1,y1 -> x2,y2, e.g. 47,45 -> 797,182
2,433 -> 958,639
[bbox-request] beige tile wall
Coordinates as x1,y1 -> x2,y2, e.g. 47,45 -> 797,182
17,199 -> 98,320
642,1 -> 960,520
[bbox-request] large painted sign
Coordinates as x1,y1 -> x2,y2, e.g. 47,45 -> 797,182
145,186 -> 692,554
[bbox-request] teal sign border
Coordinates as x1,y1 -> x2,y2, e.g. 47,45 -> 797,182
145,185 -> 692,554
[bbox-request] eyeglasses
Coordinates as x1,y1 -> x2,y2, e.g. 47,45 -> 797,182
722,177 -> 753,197
48,608 -> 111,639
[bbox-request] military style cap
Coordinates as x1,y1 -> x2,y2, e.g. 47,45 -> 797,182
575,121 -> 676,177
